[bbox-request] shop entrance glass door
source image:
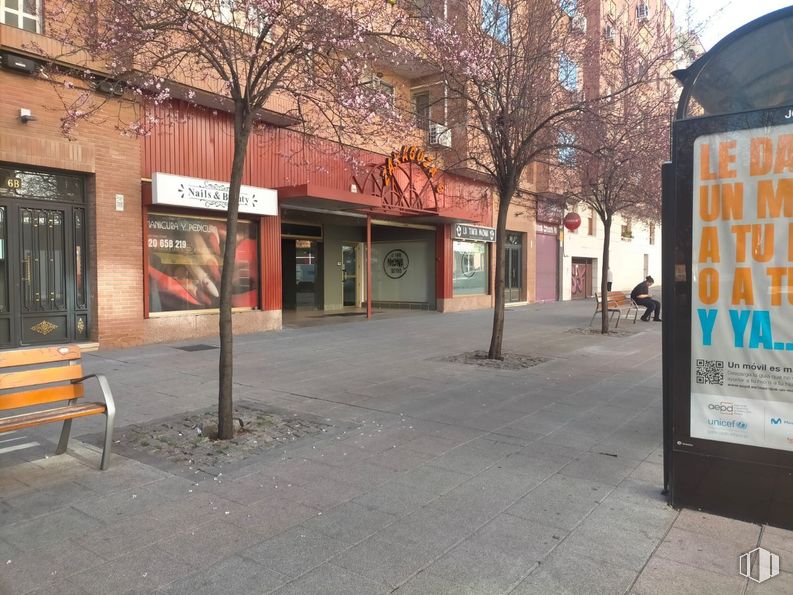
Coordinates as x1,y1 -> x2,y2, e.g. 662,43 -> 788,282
295,240 -> 319,309
342,244 -> 357,307
505,233 -> 523,303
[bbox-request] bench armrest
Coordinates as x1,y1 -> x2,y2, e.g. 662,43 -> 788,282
72,374 -> 116,418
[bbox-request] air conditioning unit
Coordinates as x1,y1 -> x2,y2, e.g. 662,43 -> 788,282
95,80 -> 125,96
1,52 -> 38,74
571,14 -> 587,33
429,123 -> 452,148
604,25 -> 615,43
636,3 -> 649,22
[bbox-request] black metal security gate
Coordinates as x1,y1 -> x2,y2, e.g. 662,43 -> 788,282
0,165 -> 89,347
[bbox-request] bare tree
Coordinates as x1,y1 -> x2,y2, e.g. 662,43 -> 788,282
551,5 -> 679,333
410,0 -> 592,359
415,0 -> 679,352
43,0 -> 404,439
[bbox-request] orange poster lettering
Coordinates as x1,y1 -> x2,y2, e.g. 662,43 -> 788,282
757,178 -> 793,218
775,134 -> 793,174
718,141 -> 738,179
751,224 -> 775,262
699,268 -> 719,304
698,227 -> 720,263
731,224 -> 751,263
750,136 -> 773,176
700,144 -> 717,181
731,268 -> 754,305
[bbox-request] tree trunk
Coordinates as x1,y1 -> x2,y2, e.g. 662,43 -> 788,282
488,189 -> 513,359
600,217 -> 612,334
217,108 -> 253,440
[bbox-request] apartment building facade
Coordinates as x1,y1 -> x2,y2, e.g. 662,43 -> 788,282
537,0 -> 676,301
0,0 -> 677,348
0,1 -> 516,348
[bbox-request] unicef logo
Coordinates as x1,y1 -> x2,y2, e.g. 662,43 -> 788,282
383,249 -> 409,279
736,421 -> 748,430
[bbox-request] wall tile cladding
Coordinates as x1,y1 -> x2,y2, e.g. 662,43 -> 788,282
0,71 -> 144,347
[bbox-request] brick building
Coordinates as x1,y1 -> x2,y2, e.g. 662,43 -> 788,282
0,0 -> 678,348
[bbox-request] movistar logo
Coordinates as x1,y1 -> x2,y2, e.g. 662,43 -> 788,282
771,418 -> 782,425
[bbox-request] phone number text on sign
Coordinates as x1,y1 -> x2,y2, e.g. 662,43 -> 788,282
147,238 -> 189,250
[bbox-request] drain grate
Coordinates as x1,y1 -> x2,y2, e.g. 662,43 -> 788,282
173,344 -> 219,352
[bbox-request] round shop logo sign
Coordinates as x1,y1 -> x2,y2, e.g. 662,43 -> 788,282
383,249 -> 409,279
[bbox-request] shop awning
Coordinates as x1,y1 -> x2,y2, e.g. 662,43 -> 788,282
277,184 -> 381,212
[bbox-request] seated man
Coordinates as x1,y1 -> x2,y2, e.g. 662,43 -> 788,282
631,275 -> 661,322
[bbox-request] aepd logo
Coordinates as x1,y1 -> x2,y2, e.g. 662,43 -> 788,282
708,402 -> 734,414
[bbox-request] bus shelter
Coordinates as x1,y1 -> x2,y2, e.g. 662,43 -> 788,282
663,7 -> 793,529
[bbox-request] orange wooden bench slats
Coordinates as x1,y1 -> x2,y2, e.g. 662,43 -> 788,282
0,345 -> 81,368
0,364 -> 83,391
0,403 -> 106,433
0,344 -> 115,470
0,383 -> 85,411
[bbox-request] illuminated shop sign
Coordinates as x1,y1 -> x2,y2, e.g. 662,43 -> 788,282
151,172 -> 277,216
381,145 -> 444,194
453,224 -> 496,242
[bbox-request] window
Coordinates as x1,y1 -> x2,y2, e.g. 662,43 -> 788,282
453,241 -> 489,295
649,224 -> 656,245
557,131 -> 576,165
636,2 -> 649,21
560,0 -> 576,17
413,92 -> 430,131
482,0 -> 509,44
364,74 -> 395,107
621,218 -> 633,240
147,213 -> 259,313
558,53 -> 579,91
1,0 -> 41,33
587,209 -> 596,236
408,0 -> 433,19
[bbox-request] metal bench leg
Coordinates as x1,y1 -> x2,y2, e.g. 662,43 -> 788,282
55,419 -> 72,455
100,409 -> 115,471
590,310 -> 599,327
614,311 -> 621,328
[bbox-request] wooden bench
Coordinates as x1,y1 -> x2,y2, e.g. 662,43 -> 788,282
591,291 -> 639,328
0,345 -> 115,470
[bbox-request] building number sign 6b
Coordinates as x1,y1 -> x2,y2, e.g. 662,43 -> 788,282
4,177 -> 21,190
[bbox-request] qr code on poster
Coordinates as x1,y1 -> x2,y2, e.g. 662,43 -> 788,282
696,359 -> 724,385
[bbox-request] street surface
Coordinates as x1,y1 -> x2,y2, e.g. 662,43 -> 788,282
1,300 -> 791,594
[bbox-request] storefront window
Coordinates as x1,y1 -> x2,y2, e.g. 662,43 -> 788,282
453,240 -> 489,295
147,213 -> 259,313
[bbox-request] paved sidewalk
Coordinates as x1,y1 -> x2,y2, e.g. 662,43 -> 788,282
1,300 -> 791,594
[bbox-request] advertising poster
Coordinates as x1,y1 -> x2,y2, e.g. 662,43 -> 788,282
147,213 -> 258,313
691,123 -> 793,451
371,240 -> 432,303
